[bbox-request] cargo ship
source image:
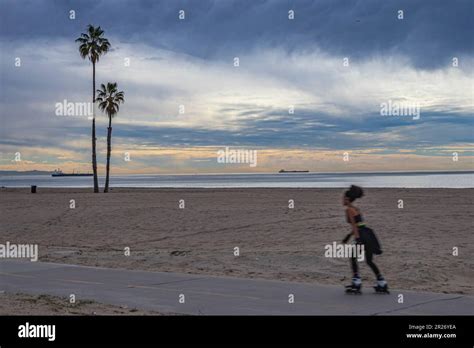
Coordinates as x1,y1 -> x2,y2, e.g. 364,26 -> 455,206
278,169 -> 309,173
51,169 -> 93,177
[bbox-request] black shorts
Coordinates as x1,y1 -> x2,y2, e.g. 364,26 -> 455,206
358,226 -> 382,255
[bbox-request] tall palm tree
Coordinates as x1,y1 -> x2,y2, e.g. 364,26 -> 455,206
96,82 -> 125,193
76,25 -> 111,193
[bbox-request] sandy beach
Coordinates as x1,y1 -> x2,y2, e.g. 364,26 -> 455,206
0,292 -> 162,315
0,187 -> 472,295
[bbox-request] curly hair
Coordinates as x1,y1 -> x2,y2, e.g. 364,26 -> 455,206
345,185 -> 364,202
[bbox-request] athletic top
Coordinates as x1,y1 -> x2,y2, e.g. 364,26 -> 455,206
346,210 -> 364,225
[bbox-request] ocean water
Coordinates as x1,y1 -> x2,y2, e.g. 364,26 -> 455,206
0,172 -> 473,188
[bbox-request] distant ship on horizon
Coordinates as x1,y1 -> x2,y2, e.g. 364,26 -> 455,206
51,169 -> 93,177
278,169 -> 309,173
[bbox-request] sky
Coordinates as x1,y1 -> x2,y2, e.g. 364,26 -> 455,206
0,0 -> 473,174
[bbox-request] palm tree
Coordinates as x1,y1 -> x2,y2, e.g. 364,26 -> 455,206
76,25 -> 111,193
96,82 -> 125,193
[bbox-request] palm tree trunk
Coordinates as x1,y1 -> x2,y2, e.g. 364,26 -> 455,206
104,115 -> 112,193
92,61 -> 99,193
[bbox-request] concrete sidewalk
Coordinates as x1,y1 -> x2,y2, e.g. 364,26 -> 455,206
1,260 -> 472,315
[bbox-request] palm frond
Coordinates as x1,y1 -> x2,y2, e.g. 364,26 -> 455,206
95,82 -> 125,118
76,25 -> 111,62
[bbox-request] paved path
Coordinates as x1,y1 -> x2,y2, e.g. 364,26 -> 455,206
1,260 -> 472,315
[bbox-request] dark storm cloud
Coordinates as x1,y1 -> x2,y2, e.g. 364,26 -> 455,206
107,107 -> 473,150
1,0 -> 473,68
0,0 -> 472,170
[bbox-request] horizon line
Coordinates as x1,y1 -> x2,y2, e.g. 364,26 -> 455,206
2,169 -> 474,176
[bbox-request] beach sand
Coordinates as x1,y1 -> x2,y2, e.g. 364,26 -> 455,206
0,292 -> 162,315
0,187 -> 472,295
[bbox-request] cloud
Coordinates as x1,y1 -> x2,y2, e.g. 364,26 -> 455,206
0,0 -> 473,173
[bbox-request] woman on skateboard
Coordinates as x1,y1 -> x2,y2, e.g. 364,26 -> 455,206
342,185 -> 389,294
